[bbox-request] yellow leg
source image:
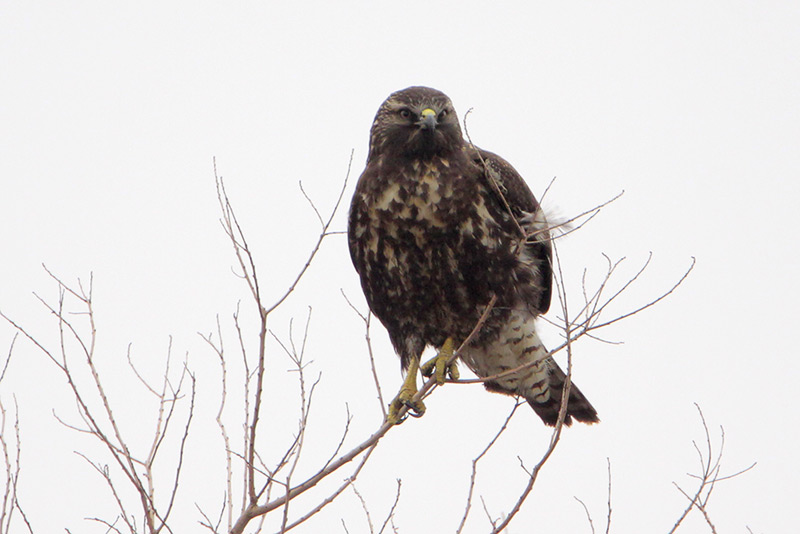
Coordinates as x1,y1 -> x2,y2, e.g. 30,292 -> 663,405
421,337 -> 460,385
387,356 -> 426,424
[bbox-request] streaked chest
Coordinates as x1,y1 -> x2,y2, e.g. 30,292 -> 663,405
370,158 -> 455,229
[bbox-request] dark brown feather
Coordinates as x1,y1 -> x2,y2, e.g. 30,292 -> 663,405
347,86 -> 597,426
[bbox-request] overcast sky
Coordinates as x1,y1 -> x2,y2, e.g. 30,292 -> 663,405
1,2 -> 798,533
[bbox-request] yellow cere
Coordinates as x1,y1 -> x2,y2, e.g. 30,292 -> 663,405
420,108 -> 436,118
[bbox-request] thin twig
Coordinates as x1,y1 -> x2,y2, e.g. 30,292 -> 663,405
280,444 -> 379,532
341,290 -> 386,418
198,317 -> 234,532
263,151 -> 353,316
456,401 -> 522,534
574,496 -> 595,534
605,458 -> 612,534
377,480 -> 402,534
350,484 -> 375,534
668,404 -> 756,533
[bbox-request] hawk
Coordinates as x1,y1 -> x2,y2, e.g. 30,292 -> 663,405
347,86 -> 598,426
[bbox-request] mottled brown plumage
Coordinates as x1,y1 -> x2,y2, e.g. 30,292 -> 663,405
348,86 -> 598,426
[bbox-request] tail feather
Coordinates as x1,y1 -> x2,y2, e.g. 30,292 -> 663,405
526,360 -> 599,426
458,310 -> 599,427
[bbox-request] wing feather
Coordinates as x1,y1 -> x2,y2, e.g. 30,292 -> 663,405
470,147 -> 553,313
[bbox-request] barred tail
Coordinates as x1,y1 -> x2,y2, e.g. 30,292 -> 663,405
526,359 -> 599,426
460,311 -> 599,427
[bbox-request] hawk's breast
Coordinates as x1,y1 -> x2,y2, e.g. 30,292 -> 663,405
350,154 -> 518,349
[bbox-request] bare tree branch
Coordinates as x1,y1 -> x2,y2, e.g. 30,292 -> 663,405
0,153 -> 723,534
341,290 -> 386,419
377,480 -> 402,534
605,458 -> 613,534
456,400 -> 522,534
574,496 -> 595,534
198,317 -> 235,533
668,404 -> 756,533
2,270 -> 196,533
350,484 -> 375,534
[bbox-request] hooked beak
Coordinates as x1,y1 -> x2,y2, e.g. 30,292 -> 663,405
418,108 -> 437,131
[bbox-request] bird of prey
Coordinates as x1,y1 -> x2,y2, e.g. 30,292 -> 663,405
347,86 -> 598,426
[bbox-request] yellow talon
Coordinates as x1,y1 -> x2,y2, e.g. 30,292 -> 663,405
421,337 -> 459,385
387,356 -> 426,424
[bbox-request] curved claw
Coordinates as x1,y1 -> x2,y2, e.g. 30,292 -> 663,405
386,356 -> 426,425
420,337 -> 459,385
387,390 -> 426,424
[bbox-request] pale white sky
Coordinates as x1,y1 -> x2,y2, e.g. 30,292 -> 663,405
1,2 -> 798,533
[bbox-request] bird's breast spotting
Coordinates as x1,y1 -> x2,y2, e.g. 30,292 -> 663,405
356,156 -> 512,330
371,159 -> 454,229
364,157 -> 501,249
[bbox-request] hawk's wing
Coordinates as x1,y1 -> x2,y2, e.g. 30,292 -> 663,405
470,147 -> 553,314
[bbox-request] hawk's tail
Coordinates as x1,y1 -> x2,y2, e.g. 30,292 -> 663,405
525,359 -> 599,427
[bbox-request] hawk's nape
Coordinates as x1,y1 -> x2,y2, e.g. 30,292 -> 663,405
347,86 -> 598,426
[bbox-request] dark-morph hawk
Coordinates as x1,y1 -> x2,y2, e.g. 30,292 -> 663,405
347,86 -> 598,426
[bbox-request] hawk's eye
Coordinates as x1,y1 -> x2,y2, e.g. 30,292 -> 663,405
439,109 -> 448,120
398,108 -> 412,119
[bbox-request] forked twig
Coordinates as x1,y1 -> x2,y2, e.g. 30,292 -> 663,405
456,401 -> 522,533
668,404 -> 756,533
2,270 -> 194,533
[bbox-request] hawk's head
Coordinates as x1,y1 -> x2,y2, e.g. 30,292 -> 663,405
367,86 -> 463,161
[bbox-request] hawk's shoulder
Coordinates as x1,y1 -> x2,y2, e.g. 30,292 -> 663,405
468,146 -> 540,214
467,145 -> 553,314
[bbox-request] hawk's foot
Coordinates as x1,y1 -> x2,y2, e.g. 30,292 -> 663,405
387,386 -> 426,424
421,337 -> 459,385
387,357 -> 425,424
